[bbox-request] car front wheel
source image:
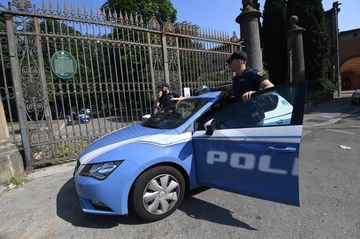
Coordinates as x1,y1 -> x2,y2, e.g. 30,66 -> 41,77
130,166 -> 185,221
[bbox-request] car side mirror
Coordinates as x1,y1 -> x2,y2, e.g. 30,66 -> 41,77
205,119 -> 217,135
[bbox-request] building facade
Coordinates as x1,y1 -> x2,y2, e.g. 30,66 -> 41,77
326,3 -> 360,90
339,29 -> 360,90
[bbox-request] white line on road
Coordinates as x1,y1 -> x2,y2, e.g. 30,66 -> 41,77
326,129 -> 355,135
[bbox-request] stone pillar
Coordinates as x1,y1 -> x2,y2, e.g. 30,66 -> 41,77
0,100 -> 9,140
0,99 -> 24,184
285,16 -> 306,82
236,0 -> 263,70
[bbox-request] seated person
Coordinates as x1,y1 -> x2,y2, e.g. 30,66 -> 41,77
153,83 -> 184,110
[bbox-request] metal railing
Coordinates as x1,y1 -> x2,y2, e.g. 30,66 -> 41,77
0,0 -> 242,168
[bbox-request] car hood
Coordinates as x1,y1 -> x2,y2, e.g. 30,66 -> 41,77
79,124 -> 177,164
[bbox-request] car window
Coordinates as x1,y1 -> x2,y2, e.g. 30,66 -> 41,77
142,98 -> 212,129
196,85 -> 298,130
195,97 -> 235,130
212,98 -> 267,129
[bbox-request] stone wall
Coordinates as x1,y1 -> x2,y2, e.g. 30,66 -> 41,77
0,100 -> 24,184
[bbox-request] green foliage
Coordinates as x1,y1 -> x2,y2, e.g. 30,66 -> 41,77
286,0 -> 331,82
262,0 -> 287,86
319,78 -> 336,92
307,78 -> 336,93
101,0 -> 177,25
0,18 -> 4,30
261,66 -> 270,78
7,176 -> 27,187
0,15 -> 9,69
6,122 -> 18,127
33,141 -> 90,159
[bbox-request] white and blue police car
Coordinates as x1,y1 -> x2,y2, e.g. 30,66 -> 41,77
74,81 -> 306,221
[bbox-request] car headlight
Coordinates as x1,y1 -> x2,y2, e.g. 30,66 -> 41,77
78,160 -> 123,180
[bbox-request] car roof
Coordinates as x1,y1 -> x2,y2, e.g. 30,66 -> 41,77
190,91 -> 220,99
191,84 -> 231,97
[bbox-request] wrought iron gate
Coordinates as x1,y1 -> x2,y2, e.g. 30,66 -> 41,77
0,0 -> 242,169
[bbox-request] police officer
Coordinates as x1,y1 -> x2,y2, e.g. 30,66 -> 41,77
220,50 -> 274,101
153,82 -> 184,110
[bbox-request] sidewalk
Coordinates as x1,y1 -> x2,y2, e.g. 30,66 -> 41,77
0,161 -> 76,195
0,162 -> 77,239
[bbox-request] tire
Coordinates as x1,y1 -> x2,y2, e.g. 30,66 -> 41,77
130,166 -> 185,221
81,119 -> 90,124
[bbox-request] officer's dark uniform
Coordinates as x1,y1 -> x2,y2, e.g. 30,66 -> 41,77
226,50 -> 268,100
158,91 -> 181,109
232,66 -> 267,101
226,51 -> 268,126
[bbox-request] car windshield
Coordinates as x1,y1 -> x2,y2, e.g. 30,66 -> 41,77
142,98 -> 212,129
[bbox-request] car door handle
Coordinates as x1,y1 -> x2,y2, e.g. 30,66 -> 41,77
266,146 -> 296,153
277,120 -> 284,124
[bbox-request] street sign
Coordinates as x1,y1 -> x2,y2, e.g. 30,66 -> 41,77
51,51 -> 77,79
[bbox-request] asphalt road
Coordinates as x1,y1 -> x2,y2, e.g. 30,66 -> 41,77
0,93 -> 359,239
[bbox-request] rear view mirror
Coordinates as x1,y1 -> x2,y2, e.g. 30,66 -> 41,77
205,119 -> 217,135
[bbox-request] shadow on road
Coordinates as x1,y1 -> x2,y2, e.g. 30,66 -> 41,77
180,187 -> 257,230
56,179 -> 256,230
56,178 -> 143,228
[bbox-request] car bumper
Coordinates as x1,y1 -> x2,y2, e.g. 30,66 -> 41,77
75,161 -> 140,215
352,96 -> 360,104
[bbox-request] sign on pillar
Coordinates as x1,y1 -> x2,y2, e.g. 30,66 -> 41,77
184,87 -> 191,98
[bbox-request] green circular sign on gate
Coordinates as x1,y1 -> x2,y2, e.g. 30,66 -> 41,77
51,51 -> 77,79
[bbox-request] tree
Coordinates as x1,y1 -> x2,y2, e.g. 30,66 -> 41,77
262,0 -> 287,85
97,1 -> 178,112
100,0 -> 177,25
286,0 -> 332,90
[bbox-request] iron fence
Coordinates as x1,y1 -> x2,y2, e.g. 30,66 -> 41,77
0,0 -> 242,169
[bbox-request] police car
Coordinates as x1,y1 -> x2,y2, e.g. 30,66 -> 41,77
74,81 -> 306,221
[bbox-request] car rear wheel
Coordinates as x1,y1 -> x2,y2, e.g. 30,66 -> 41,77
130,166 -> 185,221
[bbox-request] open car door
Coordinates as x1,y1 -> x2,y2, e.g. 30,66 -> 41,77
192,81 -> 306,206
